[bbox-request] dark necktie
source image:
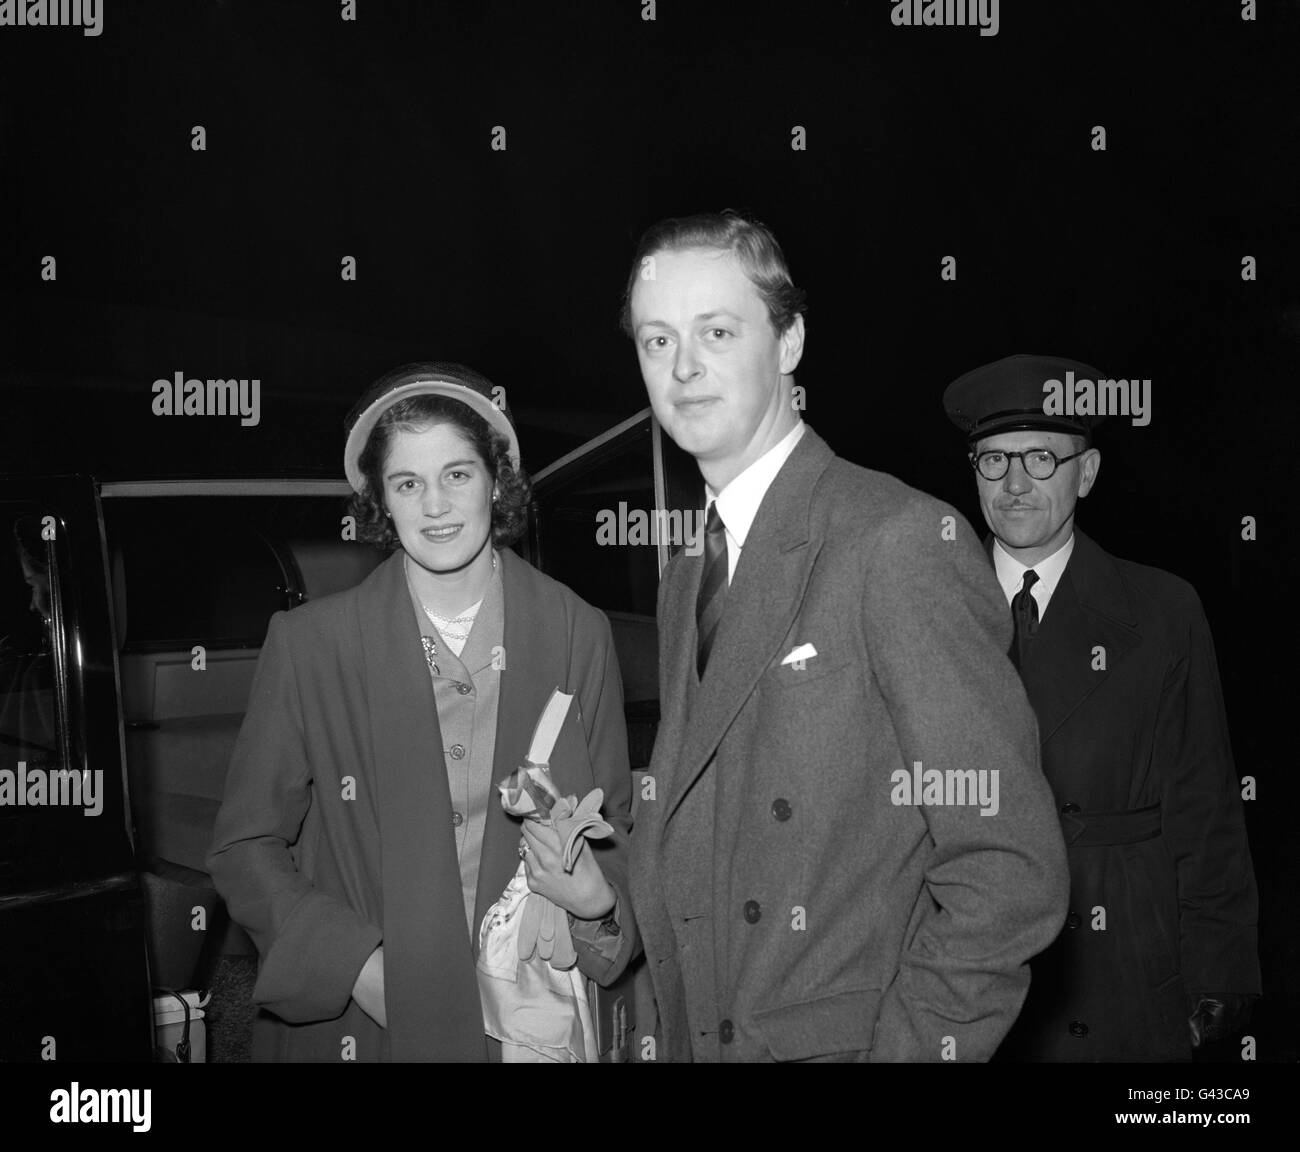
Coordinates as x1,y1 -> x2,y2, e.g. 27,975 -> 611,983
696,502 -> 729,678
1010,569 -> 1040,672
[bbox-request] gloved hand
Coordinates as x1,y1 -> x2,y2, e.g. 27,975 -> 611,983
520,790 -> 616,922
500,771 -> 615,973
1188,993 -> 1255,1047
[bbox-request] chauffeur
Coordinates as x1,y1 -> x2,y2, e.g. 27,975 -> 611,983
943,354 -> 1261,1061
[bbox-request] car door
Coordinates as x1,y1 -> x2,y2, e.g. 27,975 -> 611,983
0,475 -> 154,1060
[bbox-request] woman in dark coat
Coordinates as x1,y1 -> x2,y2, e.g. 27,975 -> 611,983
208,362 -> 638,1062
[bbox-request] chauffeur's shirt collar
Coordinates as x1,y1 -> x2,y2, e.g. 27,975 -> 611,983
993,531 -> 1075,614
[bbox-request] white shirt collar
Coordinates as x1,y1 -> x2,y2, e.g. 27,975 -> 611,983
705,420 -> 806,551
992,532 -> 1075,607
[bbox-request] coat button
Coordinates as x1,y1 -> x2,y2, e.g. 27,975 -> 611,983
743,900 -> 762,924
1069,1020 -> 1089,1038
771,798 -> 792,822
449,744 -> 466,760
452,811 -> 464,827
456,682 -> 472,695
1060,801 -> 1082,814
719,1019 -> 734,1044
1066,912 -> 1082,929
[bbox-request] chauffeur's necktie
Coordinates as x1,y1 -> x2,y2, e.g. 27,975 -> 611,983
696,501 -> 729,678
1010,569 -> 1040,672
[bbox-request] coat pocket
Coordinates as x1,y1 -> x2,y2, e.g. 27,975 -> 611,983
759,655 -> 854,693
751,987 -> 883,1061
1126,844 -> 1180,988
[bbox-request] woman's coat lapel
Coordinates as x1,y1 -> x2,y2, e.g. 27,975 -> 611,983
350,547 -> 579,1060
355,550 -> 485,1060
471,548 -> 571,935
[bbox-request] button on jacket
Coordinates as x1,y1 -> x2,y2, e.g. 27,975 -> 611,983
405,561 -> 503,937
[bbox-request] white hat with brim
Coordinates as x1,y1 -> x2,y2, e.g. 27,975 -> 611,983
343,363 -> 520,493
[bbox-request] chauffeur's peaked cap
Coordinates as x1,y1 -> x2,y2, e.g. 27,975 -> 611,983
943,353 -> 1108,442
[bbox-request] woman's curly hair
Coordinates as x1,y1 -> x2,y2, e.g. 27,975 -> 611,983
347,395 -> 531,552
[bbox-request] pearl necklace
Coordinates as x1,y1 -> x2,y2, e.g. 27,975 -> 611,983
407,552 -> 496,667
421,604 -> 479,628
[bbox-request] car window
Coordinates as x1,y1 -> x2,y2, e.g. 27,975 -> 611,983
0,509 -> 86,892
102,495 -> 381,650
0,512 -> 65,775
531,431 -> 660,618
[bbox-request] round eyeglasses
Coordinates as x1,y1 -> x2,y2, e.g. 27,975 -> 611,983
971,447 -> 1086,481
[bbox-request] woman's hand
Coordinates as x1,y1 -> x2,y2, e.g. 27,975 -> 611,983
521,819 -> 616,921
351,945 -> 387,1028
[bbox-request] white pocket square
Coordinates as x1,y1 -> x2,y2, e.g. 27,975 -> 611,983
780,643 -> 818,666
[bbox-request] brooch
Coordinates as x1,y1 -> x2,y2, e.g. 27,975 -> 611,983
420,635 -> 440,676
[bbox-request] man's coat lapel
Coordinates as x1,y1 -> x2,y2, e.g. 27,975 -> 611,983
661,431 -> 834,824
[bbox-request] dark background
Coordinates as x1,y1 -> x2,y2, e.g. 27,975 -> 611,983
1,0 -> 1296,1058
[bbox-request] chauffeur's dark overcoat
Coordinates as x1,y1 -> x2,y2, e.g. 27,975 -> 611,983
995,529 -> 1260,1061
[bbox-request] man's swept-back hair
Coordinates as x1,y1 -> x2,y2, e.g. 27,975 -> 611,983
620,210 -> 807,338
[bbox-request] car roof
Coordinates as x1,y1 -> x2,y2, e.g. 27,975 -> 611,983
98,478 -> 354,497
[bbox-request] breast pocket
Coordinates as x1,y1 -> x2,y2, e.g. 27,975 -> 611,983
760,654 -> 854,694
751,654 -> 865,790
